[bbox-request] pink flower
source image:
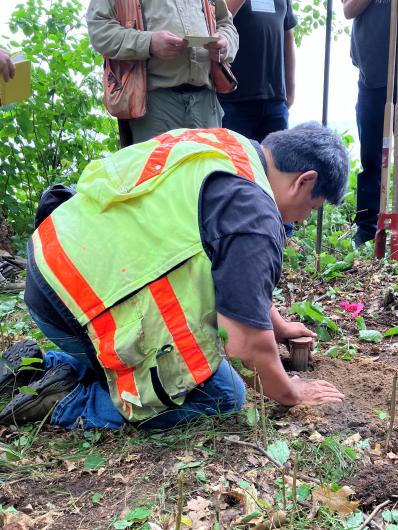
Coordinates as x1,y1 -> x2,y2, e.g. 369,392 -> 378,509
340,300 -> 364,318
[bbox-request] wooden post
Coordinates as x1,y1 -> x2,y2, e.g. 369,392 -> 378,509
288,337 -> 313,372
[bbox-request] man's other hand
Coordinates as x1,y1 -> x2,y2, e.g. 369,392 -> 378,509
0,50 -> 15,82
275,320 -> 316,347
288,375 -> 345,406
205,33 -> 228,62
149,31 -> 187,60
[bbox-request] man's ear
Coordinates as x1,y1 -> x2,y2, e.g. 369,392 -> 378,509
292,170 -> 318,194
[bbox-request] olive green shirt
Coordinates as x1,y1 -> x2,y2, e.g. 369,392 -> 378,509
86,0 -> 238,91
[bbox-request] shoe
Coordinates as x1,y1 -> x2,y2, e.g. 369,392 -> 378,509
0,363 -> 78,425
0,340 -> 43,392
353,230 -> 374,248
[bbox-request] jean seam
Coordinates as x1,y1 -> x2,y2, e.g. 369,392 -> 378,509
50,383 -> 82,425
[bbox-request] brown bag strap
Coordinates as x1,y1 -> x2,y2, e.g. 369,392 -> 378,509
201,0 -> 217,36
115,0 -> 144,30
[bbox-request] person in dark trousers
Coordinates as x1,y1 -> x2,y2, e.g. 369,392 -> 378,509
343,0 -> 394,246
220,0 -> 296,235
0,123 -> 348,431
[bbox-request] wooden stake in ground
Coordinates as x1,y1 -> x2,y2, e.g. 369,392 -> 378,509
374,0 -> 398,258
288,337 -> 313,372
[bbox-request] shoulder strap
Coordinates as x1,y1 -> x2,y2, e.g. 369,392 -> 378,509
201,0 -> 216,36
115,0 -> 144,30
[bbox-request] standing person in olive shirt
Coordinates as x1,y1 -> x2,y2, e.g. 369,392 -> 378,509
86,0 -> 238,145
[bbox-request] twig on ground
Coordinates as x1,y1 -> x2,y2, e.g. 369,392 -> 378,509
0,281 -> 26,292
258,379 -> 268,449
175,470 -> 184,530
225,438 -> 320,485
386,372 -> 398,451
357,500 -> 391,530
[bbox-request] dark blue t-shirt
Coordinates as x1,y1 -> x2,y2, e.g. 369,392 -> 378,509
25,146 -> 284,332
351,0 -> 390,88
220,0 -> 297,102
199,171 -> 284,328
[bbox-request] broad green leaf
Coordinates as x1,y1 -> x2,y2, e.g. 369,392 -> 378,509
355,316 -> 366,331
18,385 -> 38,396
195,469 -> 207,483
384,327 -> 398,337
246,407 -> 259,426
113,521 -> 131,530
20,357 -> 43,366
175,460 -> 202,470
238,480 -> 251,489
359,329 -> 383,343
383,510 -> 398,523
126,506 -> 153,522
341,510 -> 364,528
266,440 -> 290,466
92,492 -> 103,504
84,453 -> 106,470
218,327 -> 229,344
230,357 -> 255,378
239,510 -> 262,523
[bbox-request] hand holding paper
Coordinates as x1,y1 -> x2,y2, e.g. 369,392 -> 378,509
0,50 -> 15,82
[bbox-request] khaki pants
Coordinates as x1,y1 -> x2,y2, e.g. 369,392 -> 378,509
128,87 -> 224,144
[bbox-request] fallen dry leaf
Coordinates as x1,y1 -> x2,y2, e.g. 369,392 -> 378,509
309,431 -> 325,443
370,442 -> 382,456
342,433 -> 362,447
1,512 -> 35,530
185,495 -> 212,529
312,485 -> 359,516
253,510 -> 287,529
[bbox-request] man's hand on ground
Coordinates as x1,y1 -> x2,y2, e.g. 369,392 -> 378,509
205,33 -> 228,62
0,50 -> 15,82
287,375 -> 345,406
149,31 -> 187,60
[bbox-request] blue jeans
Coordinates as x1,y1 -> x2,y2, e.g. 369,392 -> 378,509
355,81 -> 387,240
221,98 -> 293,237
31,312 -> 246,431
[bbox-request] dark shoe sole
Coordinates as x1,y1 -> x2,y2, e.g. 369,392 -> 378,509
0,363 -> 77,425
0,340 -> 43,391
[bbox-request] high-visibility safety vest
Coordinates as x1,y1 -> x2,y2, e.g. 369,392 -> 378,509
31,128 -> 275,421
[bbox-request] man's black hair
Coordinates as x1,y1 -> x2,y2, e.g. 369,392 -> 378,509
261,121 -> 349,205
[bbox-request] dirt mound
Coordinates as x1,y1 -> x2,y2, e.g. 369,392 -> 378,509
286,355 -> 397,446
351,463 -> 398,507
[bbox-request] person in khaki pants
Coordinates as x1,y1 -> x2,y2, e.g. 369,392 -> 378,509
86,0 -> 238,145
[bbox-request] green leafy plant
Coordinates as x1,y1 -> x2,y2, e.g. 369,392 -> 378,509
324,342 -> 357,361
359,329 -> 383,343
289,301 -> 339,334
1,0 -> 118,241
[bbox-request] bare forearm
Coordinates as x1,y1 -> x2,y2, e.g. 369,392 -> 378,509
247,345 -> 299,405
343,0 -> 372,19
225,0 -> 246,16
284,30 -> 295,107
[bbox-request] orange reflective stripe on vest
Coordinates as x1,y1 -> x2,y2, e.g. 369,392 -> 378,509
135,128 -> 255,187
149,276 -> 212,384
37,216 -> 138,409
91,310 -> 137,415
38,216 -> 106,321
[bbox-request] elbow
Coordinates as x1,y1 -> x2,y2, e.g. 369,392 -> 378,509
342,2 -> 356,19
